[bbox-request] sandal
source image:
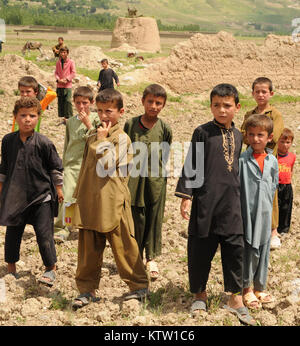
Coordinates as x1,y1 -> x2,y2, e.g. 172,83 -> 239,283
38,270 -> 56,287
223,304 -> 257,326
254,291 -> 274,304
72,292 -> 101,310
243,291 -> 262,309
124,288 -> 149,301
190,300 -> 207,316
146,260 -> 159,281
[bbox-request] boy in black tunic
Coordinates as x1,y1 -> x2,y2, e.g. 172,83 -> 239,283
97,59 -> 120,91
0,98 -> 64,286
175,84 -> 256,325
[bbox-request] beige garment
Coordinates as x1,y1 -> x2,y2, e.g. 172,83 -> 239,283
73,123 -> 133,233
75,206 -> 149,293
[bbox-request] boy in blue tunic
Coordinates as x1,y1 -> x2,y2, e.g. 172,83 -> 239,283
239,114 -> 278,309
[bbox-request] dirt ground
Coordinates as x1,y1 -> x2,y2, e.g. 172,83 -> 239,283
0,28 -> 299,327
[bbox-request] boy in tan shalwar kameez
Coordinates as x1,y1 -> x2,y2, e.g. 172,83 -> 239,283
72,89 -> 149,309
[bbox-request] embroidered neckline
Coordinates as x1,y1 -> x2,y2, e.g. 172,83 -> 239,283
213,120 -> 235,172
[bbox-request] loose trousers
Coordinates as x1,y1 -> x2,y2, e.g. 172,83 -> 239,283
188,233 -> 244,294
75,211 -> 149,293
278,183 -> 293,234
5,202 -> 57,267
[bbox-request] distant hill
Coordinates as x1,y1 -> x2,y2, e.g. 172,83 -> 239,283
1,0 -> 300,35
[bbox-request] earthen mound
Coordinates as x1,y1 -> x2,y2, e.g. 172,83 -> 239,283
111,17 -> 161,53
150,31 -> 300,93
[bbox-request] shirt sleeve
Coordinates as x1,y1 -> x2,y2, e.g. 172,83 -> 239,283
112,70 -> 119,84
175,127 -> 205,199
66,60 -> 76,82
0,136 -> 8,181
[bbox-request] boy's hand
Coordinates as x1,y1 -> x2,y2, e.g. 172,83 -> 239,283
97,121 -> 111,140
56,185 -> 64,203
78,111 -> 92,129
180,198 -> 191,220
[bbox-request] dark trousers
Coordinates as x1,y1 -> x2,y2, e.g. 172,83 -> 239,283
5,202 -> 57,267
188,233 -> 244,294
56,88 -> 73,119
278,183 -> 293,234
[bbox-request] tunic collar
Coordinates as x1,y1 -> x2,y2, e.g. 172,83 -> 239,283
213,119 -> 235,130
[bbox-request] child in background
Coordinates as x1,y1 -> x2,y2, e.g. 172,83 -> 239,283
241,77 -> 284,249
0,97 -> 64,286
240,114 -> 278,309
176,84 -> 256,325
277,128 -> 296,234
54,86 -> 100,243
124,84 -> 172,280
97,58 -> 120,91
55,46 -> 76,124
72,89 -> 148,309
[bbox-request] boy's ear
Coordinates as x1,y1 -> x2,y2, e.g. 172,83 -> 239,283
236,103 -> 241,111
120,107 -> 125,116
268,132 -> 274,142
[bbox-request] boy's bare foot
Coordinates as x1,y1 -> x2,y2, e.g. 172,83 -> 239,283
7,263 -> 16,275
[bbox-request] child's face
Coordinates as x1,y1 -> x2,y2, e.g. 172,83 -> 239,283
74,96 -> 93,115
60,50 -> 68,60
101,61 -> 108,69
246,126 -> 273,154
96,101 -> 124,127
15,107 -> 39,136
19,86 -> 37,98
142,94 -> 165,120
252,83 -> 274,108
210,95 -> 240,128
278,136 -> 293,155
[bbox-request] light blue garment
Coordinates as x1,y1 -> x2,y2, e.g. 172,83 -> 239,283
239,146 -> 278,249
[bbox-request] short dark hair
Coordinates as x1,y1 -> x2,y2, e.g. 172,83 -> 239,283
18,76 -> 39,93
244,114 -> 273,135
101,58 -> 108,64
96,88 -> 123,110
59,46 -> 69,53
73,86 -> 94,102
142,84 -> 167,104
252,77 -> 273,92
280,128 -> 294,142
58,37 -> 64,41
210,83 -> 239,105
13,97 -> 42,116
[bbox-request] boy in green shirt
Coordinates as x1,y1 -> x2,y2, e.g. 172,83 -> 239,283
54,86 -> 100,242
124,84 -> 172,280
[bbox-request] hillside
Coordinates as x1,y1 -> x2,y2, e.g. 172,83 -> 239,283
1,0 -> 300,34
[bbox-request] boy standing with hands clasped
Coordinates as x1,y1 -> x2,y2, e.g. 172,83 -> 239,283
176,84 -> 256,326
124,84 -> 172,280
239,114 -> 278,309
241,77 -> 284,249
72,89 -> 148,309
97,58 -> 120,92
55,46 -> 76,124
0,97 -> 64,286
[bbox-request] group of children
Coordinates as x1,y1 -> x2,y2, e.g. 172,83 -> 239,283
0,72 -> 296,325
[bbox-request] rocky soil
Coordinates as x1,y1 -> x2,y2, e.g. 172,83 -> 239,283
0,34 -> 299,326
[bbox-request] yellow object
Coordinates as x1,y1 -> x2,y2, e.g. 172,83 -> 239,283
63,202 -> 75,227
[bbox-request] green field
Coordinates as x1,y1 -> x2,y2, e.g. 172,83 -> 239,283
1,0 -> 300,35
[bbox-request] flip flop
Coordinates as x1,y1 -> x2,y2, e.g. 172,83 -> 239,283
72,292 -> 101,310
243,291 -> 262,309
254,291 -> 275,304
146,261 -> 159,281
223,304 -> 257,326
38,270 -> 56,287
190,300 -> 207,316
124,288 -> 149,301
